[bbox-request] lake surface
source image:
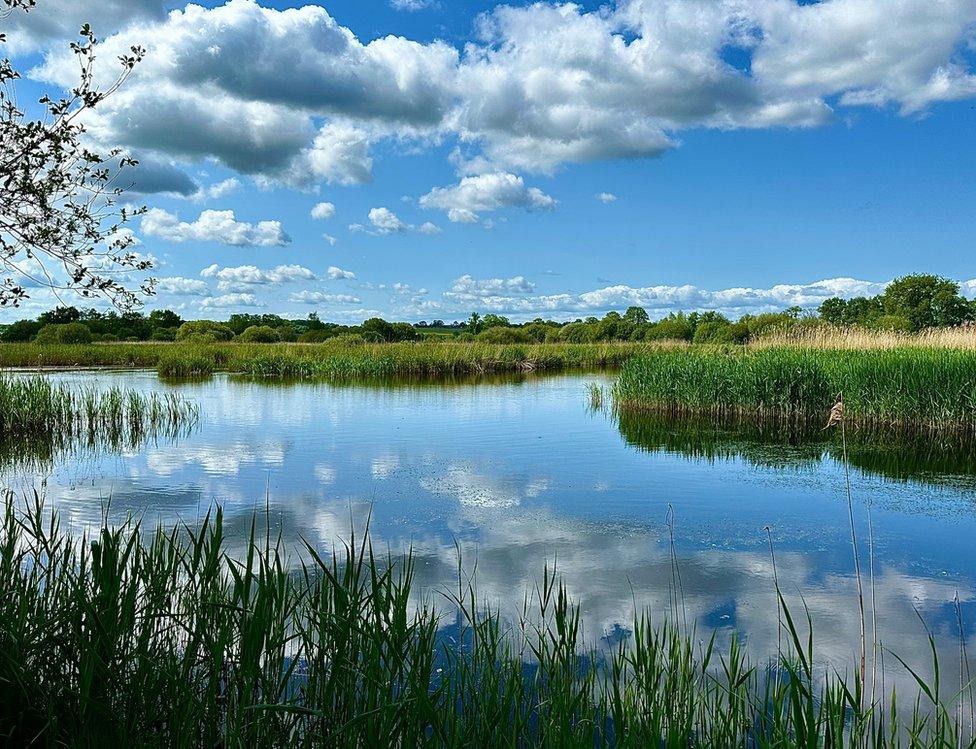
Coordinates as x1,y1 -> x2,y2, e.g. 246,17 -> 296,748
4,370 -> 975,693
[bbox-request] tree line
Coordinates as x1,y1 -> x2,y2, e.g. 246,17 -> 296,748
0,275 -> 972,345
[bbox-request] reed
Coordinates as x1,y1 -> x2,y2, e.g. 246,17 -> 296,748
0,375 -> 198,442
0,341 -> 651,379
614,347 -> 976,429
0,494 -> 971,747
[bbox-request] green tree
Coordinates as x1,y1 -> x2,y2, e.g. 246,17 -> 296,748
623,306 -> 649,325
238,325 -> 281,343
881,274 -> 975,331
34,322 -> 92,344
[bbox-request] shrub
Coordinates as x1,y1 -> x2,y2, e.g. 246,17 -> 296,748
175,321 -> 234,342
33,323 -> 93,345
298,329 -> 337,343
150,327 -> 178,342
238,325 -> 281,343
477,327 -> 532,344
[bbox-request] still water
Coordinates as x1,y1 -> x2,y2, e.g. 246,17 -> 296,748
4,370 -> 975,689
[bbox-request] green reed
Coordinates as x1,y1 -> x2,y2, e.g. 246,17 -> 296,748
614,347 -> 976,429
0,375 -> 198,442
0,494 -> 971,747
0,341 -> 647,380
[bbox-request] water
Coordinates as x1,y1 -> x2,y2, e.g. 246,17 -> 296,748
4,369 -> 975,693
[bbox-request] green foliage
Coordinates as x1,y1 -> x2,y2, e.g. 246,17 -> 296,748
176,320 -> 235,343
33,322 -> 92,345
819,274 -> 975,331
0,319 -> 42,342
881,274 -> 975,330
477,326 -> 532,343
615,347 -> 976,427
237,325 -> 281,343
645,313 -> 694,341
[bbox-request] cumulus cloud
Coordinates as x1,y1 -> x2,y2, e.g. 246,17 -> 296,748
418,221 -> 442,235
200,263 -> 315,292
198,292 -> 264,309
368,207 -> 408,234
142,208 -> 290,246
289,291 -> 362,304
420,173 -> 556,223
401,275 -> 898,321
310,202 -> 337,220
21,0 -> 976,188
155,277 -> 209,296
195,178 -> 241,201
596,192 -> 618,203
327,266 -> 356,280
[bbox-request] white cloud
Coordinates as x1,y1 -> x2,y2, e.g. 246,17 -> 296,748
289,291 -> 362,304
323,234 -> 339,246
198,293 -> 264,309
400,275 -> 900,321
194,177 -> 241,201
310,202 -> 336,220
368,206 -> 409,234
390,0 -> 434,11
418,221 -> 442,235
596,192 -> 618,203
142,208 -> 290,246
327,266 -> 356,280
200,263 -> 316,291
420,172 -> 556,223
155,277 -> 209,296
22,0 -> 976,188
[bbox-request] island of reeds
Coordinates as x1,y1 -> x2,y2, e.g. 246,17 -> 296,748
0,495 -> 972,747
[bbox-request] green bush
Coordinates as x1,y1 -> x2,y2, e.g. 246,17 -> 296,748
298,329 -> 337,343
150,327 -> 178,342
175,321 -> 234,342
477,327 -> 532,344
33,323 -> 93,345
238,325 -> 281,343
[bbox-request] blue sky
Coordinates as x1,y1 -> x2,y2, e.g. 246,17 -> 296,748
4,0 -> 976,322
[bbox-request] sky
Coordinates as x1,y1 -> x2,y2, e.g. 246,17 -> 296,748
3,0 -> 976,323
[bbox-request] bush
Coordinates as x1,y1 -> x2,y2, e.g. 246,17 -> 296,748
33,323 -> 93,345
93,333 -> 119,343
646,314 -> 693,342
238,325 -> 281,343
175,321 -> 234,343
477,327 -> 532,344
298,329 -> 337,343
150,327 -> 178,342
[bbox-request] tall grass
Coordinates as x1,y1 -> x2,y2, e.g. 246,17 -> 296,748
756,324 -> 976,350
0,341 -> 651,379
0,375 -> 198,442
614,347 -> 976,429
0,494 -> 971,746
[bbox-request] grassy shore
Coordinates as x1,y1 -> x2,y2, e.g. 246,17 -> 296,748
614,346 -> 976,429
1,495 -> 970,747
0,341 -> 655,379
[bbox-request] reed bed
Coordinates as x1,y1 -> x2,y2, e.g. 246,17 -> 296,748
755,324 -> 976,350
0,375 -> 198,442
0,341 -> 651,379
0,494 -> 971,747
614,347 -> 976,429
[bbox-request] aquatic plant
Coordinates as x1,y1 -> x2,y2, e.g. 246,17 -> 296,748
0,375 -> 198,442
0,494 -> 971,746
613,347 -> 976,429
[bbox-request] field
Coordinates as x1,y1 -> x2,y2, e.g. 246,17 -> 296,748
2,495 -> 971,747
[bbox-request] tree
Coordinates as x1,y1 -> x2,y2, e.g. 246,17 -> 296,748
1,4 -> 151,309
466,312 -> 483,334
623,306 -> 649,325
149,309 -> 182,330
881,274 -> 974,331
39,306 -> 81,325
238,325 -> 281,343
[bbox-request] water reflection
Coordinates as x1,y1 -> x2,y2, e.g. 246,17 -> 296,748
2,370 -> 975,697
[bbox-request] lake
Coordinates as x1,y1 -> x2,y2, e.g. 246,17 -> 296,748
4,369 -> 975,693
